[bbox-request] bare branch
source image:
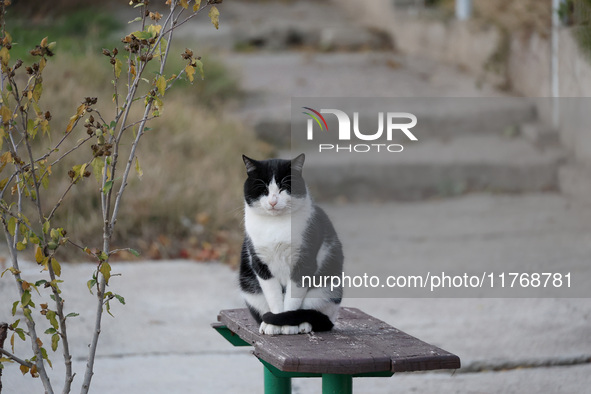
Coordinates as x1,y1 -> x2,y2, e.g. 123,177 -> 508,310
0,172 -> 17,199
161,2 -> 210,36
47,134 -> 94,169
46,181 -> 75,224
118,116 -> 158,133
0,347 -> 34,368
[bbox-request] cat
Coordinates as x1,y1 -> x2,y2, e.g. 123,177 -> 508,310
239,154 -> 343,335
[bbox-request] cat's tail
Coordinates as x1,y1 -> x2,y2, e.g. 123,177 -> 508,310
262,310 -> 334,332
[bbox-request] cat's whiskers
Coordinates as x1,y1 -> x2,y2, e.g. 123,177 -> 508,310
280,175 -> 293,189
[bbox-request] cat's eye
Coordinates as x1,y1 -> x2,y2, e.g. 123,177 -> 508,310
280,177 -> 291,190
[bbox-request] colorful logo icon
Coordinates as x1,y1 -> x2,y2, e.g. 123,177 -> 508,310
302,107 -> 328,132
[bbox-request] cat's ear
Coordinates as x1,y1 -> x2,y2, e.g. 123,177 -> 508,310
242,155 -> 258,174
291,153 -> 305,173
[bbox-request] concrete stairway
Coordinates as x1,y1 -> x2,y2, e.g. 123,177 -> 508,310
186,0 -> 566,201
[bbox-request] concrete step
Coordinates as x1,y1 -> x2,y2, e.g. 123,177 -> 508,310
521,122 -> 560,146
226,51 -> 506,100
223,52 -> 536,147
297,135 -> 565,201
164,0 -> 391,52
228,2 -> 391,52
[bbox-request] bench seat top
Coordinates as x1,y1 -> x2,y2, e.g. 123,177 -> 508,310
216,307 -> 460,375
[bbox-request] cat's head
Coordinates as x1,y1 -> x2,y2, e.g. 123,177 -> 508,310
242,154 -> 307,216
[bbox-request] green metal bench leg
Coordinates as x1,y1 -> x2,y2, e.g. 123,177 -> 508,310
322,374 -> 352,394
264,364 -> 292,394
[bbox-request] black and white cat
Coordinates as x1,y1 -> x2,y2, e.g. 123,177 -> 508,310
240,154 -> 343,335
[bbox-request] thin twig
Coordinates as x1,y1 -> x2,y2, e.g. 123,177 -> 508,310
0,348 -> 34,368
161,3 -> 210,36
48,134 -> 94,169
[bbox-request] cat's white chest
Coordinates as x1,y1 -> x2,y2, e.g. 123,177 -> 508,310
246,211 -> 293,266
245,203 -> 311,282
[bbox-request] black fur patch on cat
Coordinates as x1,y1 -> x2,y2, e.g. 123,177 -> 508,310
262,310 -> 334,332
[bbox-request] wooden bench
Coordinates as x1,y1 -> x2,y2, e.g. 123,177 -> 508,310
213,307 -> 460,394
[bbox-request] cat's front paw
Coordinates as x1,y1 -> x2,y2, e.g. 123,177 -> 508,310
279,323 -> 312,335
280,325 -> 300,335
259,322 -> 282,335
298,322 -> 312,334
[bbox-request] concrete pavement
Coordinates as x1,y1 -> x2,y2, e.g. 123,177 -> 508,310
1,193 -> 590,393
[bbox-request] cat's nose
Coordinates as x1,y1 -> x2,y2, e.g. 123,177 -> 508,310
269,200 -> 277,207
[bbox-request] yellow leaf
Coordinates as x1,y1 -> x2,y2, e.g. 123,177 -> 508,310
135,157 -> 143,179
209,6 -> 220,29
35,245 -> 44,264
40,119 -> 49,134
0,151 -> 11,166
40,36 -> 48,48
7,216 -> 16,236
32,83 -> 43,102
130,64 -> 136,79
75,103 -> 86,117
51,258 -> 61,277
100,262 -> 111,284
0,105 -> 11,123
51,333 -> 59,351
195,59 -> 204,80
0,46 -> 10,67
148,24 -> 162,38
66,116 -> 77,134
180,0 -> 189,9
65,104 -> 86,133
30,364 -> 38,378
71,163 -> 87,182
185,64 -> 195,83
39,57 -> 46,73
20,364 -> 29,375
156,75 -> 166,96
193,0 -> 201,12
91,157 -> 105,184
114,58 -> 122,79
